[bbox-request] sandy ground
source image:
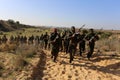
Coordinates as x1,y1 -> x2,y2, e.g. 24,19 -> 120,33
31,50 -> 120,80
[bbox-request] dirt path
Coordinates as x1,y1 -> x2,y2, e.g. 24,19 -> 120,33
31,50 -> 120,80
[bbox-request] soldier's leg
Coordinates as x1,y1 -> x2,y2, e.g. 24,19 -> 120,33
79,43 -> 82,56
82,41 -> 86,52
65,44 -> 69,54
53,52 -> 58,62
69,52 -> 73,63
69,45 -> 74,63
63,41 -> 65,52
48,43 -> 51,50
89,45 -> 94,57
53,48 -> 59,62
73,46 -> 76,57
87,43 -> 94,60
51,48 -> 54,59
45,41 -> 47,49
46,41 -> 48,50
69,45 -> 72,63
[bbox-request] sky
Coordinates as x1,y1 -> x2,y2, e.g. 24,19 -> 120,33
0,0 -> 120,30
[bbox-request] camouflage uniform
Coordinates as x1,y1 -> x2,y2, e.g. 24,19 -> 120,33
2,35 -> 8,43
23,36 -> 27,43
43,32 -> 49,49
78,31 -> 86,56
85,29 -> 99,60
68,26 -> 79,63
63,31 -> 70,54
57,32 -> 62,51
50,28 -> 60,62
28,35 -> 34,44
10,35 -> 14,43
39,34 -> 44,48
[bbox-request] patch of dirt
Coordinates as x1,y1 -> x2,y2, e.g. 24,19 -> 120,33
33,50 -> 120,80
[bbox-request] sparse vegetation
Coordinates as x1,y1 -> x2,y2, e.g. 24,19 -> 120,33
100,31 -> 113,39
0,19 -> 120,80
0,41 -> 41,79
96,32 -> 120,54
0,19 -> 35,32
16,44 -> 37,58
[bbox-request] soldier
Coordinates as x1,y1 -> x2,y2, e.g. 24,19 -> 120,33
61,31 -> 65,52
47,34 -> 51,50
20,35 -> 24,43
28,35 -> 34,44
63,30 -> 70,54
50,28 -> 60,62
68,26 -> 79,63
9,35 -> 14,43
2,35 -> 8,43
85,29 -> 99,60
43,32 -> 49,49
16,35 -> 20,43
58,32 -> 63,52
35,35 -> 40,45
39,34 -> 44,48
23,36 -> 27,43
78,30 -> 86,56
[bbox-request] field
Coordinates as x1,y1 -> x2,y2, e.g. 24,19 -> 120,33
0,27 -> 120,80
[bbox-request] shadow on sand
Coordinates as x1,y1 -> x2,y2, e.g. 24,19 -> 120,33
30,51 -> 47,80
60,53 -> 120,77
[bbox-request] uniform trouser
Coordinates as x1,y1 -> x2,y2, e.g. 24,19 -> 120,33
64,41 -> 69,53
87,42 -> 95,59
48,42 -> 51,50
79,40 -> 85,56
40,40 -> 44,48
44,40 -> 48,49
69,44 -> 76,63
51,47 -> 59,61
64,44 -> 69,53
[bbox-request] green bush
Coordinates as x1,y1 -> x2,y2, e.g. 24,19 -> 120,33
100,32 -> 112,39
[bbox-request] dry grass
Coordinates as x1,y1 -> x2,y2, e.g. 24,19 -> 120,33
0,27 -> 119,79
15,44 -> 37,58
0,42 -> 41,79
0,43 -> 18,52
96,37 -> 120,54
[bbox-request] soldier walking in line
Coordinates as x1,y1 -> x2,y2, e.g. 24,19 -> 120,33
9,35 -> 14,43
78,30 -> 86,56
28,35 -> 34,44
35,35 -> 40,45
23,35 -> 27,44
2,35 -> 8,44
50,28 -> 60,62
68,26 -> 79,63
61,30 -> 68,53
43,32 -> 49,49
85,29 -> 99,60
39,34 -> 44,48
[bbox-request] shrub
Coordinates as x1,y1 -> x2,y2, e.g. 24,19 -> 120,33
0,43 -> 18,52
15,44 -> 37,58
100,32 -> 112,39
11,55 -> 28,70
96,38 -> 120,53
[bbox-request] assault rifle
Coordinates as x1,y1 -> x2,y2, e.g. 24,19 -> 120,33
89,28 -> 102,42
79,24 -> 85,31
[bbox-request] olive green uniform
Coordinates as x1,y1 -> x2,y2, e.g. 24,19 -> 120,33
50,32 -> 60,62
